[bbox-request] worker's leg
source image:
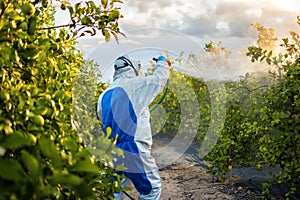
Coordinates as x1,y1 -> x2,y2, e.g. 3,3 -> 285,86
135,141 -> 161,200
116,141 -> 161,199
114,177 -> 132,200
137,170 -> 161,200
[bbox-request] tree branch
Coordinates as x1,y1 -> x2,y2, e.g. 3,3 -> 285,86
0,3 -> 9,18
38,24 -> 73,30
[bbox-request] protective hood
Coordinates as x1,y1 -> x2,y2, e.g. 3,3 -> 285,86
113,55 -> 141,81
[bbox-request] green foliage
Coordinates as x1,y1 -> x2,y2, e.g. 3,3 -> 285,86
205,18 -> 300,199
205,73 -> 273,179
0,0 -> 123,199
246,20 -> 300,198
57,0 -> 124,41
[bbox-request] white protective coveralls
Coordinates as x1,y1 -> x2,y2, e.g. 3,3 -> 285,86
97,55 -> 170,199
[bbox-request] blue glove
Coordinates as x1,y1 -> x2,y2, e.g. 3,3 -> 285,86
156,56 -> 171,66
157,56 -> 166,62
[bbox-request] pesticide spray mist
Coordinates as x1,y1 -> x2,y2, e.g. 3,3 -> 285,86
73,27 -> 265,170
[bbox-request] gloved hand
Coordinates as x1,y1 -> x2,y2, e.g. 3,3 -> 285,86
156,56 -> 171,67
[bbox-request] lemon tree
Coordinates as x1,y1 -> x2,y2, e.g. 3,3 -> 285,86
0,0 -> 124,199
246,18 -> 300,198
204,18 -> 300,199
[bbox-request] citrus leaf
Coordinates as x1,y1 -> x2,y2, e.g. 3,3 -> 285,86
0,159 -> 26,181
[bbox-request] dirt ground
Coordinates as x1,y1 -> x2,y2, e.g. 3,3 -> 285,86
123,137 -> 300,200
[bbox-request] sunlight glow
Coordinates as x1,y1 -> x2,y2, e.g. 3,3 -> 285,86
217,21 -> 229,30
271,0 -> 300,12
244,8 -> 262,18
223,0 -> 255,2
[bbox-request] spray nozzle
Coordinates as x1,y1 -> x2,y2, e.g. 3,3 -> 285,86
153,57 -> 171,67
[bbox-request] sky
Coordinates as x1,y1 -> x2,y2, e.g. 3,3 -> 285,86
54,0 -> 300,81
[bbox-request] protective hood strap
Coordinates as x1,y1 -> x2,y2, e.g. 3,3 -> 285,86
115,56 -> 139,76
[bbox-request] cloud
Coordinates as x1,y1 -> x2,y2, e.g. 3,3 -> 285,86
126,0 -> 172,12
120,0 -> 299,42
216,1 -> 299,36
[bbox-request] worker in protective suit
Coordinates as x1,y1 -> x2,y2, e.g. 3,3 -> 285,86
97,55 -> 170,199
